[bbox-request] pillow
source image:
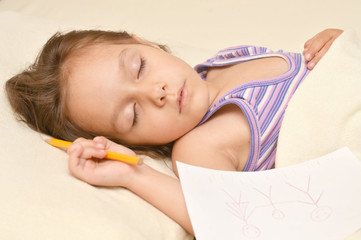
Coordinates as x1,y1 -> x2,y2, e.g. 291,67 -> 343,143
0,11 -> 192,240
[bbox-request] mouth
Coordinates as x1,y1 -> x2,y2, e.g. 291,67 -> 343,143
177,83 -> 188,114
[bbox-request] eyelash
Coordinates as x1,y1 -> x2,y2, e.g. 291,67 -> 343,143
133,102 -> 138,126
133,57 -> 146,126
138,57 -> 146,78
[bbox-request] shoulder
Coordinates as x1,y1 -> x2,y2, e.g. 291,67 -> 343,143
172,126 -> 235,177
172,104 -> 251,176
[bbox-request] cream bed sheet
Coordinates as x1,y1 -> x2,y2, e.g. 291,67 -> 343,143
276,30 -> 361,239
1,0 -> 360,239
277,31 -> 361,166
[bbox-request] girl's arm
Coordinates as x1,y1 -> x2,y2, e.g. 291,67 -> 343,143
129,163 -> 193,233
303,28 -> 343,70
67,136 -> 194,234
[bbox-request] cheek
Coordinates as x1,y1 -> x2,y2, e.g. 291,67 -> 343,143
145,115 -> 185,142
151,114 -> 178,131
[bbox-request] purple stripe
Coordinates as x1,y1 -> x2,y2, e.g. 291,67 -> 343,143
259,55 -> 298,133
260,79 -> 291,134
194,46 -> 309,172
259,127 -> 280,157
256,147 -> 277,170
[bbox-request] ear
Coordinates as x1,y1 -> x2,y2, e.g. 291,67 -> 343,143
131,34 -> 162,50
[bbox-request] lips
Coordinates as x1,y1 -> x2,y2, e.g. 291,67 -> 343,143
177,83 -> 188,113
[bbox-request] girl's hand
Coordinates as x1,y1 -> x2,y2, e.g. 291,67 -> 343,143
67,136 -> 140,188
303,29 -> 343,70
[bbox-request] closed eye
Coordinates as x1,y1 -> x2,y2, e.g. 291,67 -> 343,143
137,57 -> 146,78
132,102 -> 138,126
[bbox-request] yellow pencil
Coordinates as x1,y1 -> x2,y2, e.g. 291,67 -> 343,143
46,138 -> 143,165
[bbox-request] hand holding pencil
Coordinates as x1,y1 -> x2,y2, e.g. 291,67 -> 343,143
47,137 -> 143,165
50,136 -> 144,187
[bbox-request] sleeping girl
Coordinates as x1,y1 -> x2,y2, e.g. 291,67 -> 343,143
5,28 -> 343,234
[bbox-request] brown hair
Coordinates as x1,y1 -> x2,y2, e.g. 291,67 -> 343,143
5,29 -> 173,158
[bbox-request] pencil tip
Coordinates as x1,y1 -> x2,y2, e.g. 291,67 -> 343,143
44,139 -> 51,144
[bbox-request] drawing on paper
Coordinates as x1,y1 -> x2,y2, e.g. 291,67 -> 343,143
223,190 -> 261,239
253,186 -> 286,220
222,175 -> 333,238
177,148 -> 361,240
286,176 -> 333,222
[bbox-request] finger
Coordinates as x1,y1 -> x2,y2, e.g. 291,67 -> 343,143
93,136 -> 109,148
81,146 -> 107,160
303,29 -> 334,58
304,36 -> 330,61
93,136 -> 120,153
303,38 -> 313,53
68,157 -> 97,184
73,137 -> 86,144
303,34 -> 320,60
68,145 -> 94,181
67,144 -> 83,168
67,145 -> 104,183
68,140 -> 107,161
307,40 -> 333,70
72,138 -> 105,151
94,136 -> 136,156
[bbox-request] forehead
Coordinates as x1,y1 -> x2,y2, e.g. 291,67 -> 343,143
64,44 -> 125,132
66,45 -> 119,88
65,42 -> 157,78
70,43 -> 126,63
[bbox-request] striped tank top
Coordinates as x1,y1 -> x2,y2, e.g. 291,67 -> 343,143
194,45 -> 310,171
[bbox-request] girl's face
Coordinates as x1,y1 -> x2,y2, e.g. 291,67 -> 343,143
66,42 -> 211,145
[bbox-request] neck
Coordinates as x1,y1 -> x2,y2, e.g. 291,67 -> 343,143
205,80 -> 224,107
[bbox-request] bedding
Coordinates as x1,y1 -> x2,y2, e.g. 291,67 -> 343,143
276,30 -> 361,164
0,0 -> 360,239
276,30 -> 361,239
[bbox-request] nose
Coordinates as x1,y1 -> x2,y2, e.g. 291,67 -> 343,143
140,81 -> 167,107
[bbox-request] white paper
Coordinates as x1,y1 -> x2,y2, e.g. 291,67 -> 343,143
178,147 -> 361,240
